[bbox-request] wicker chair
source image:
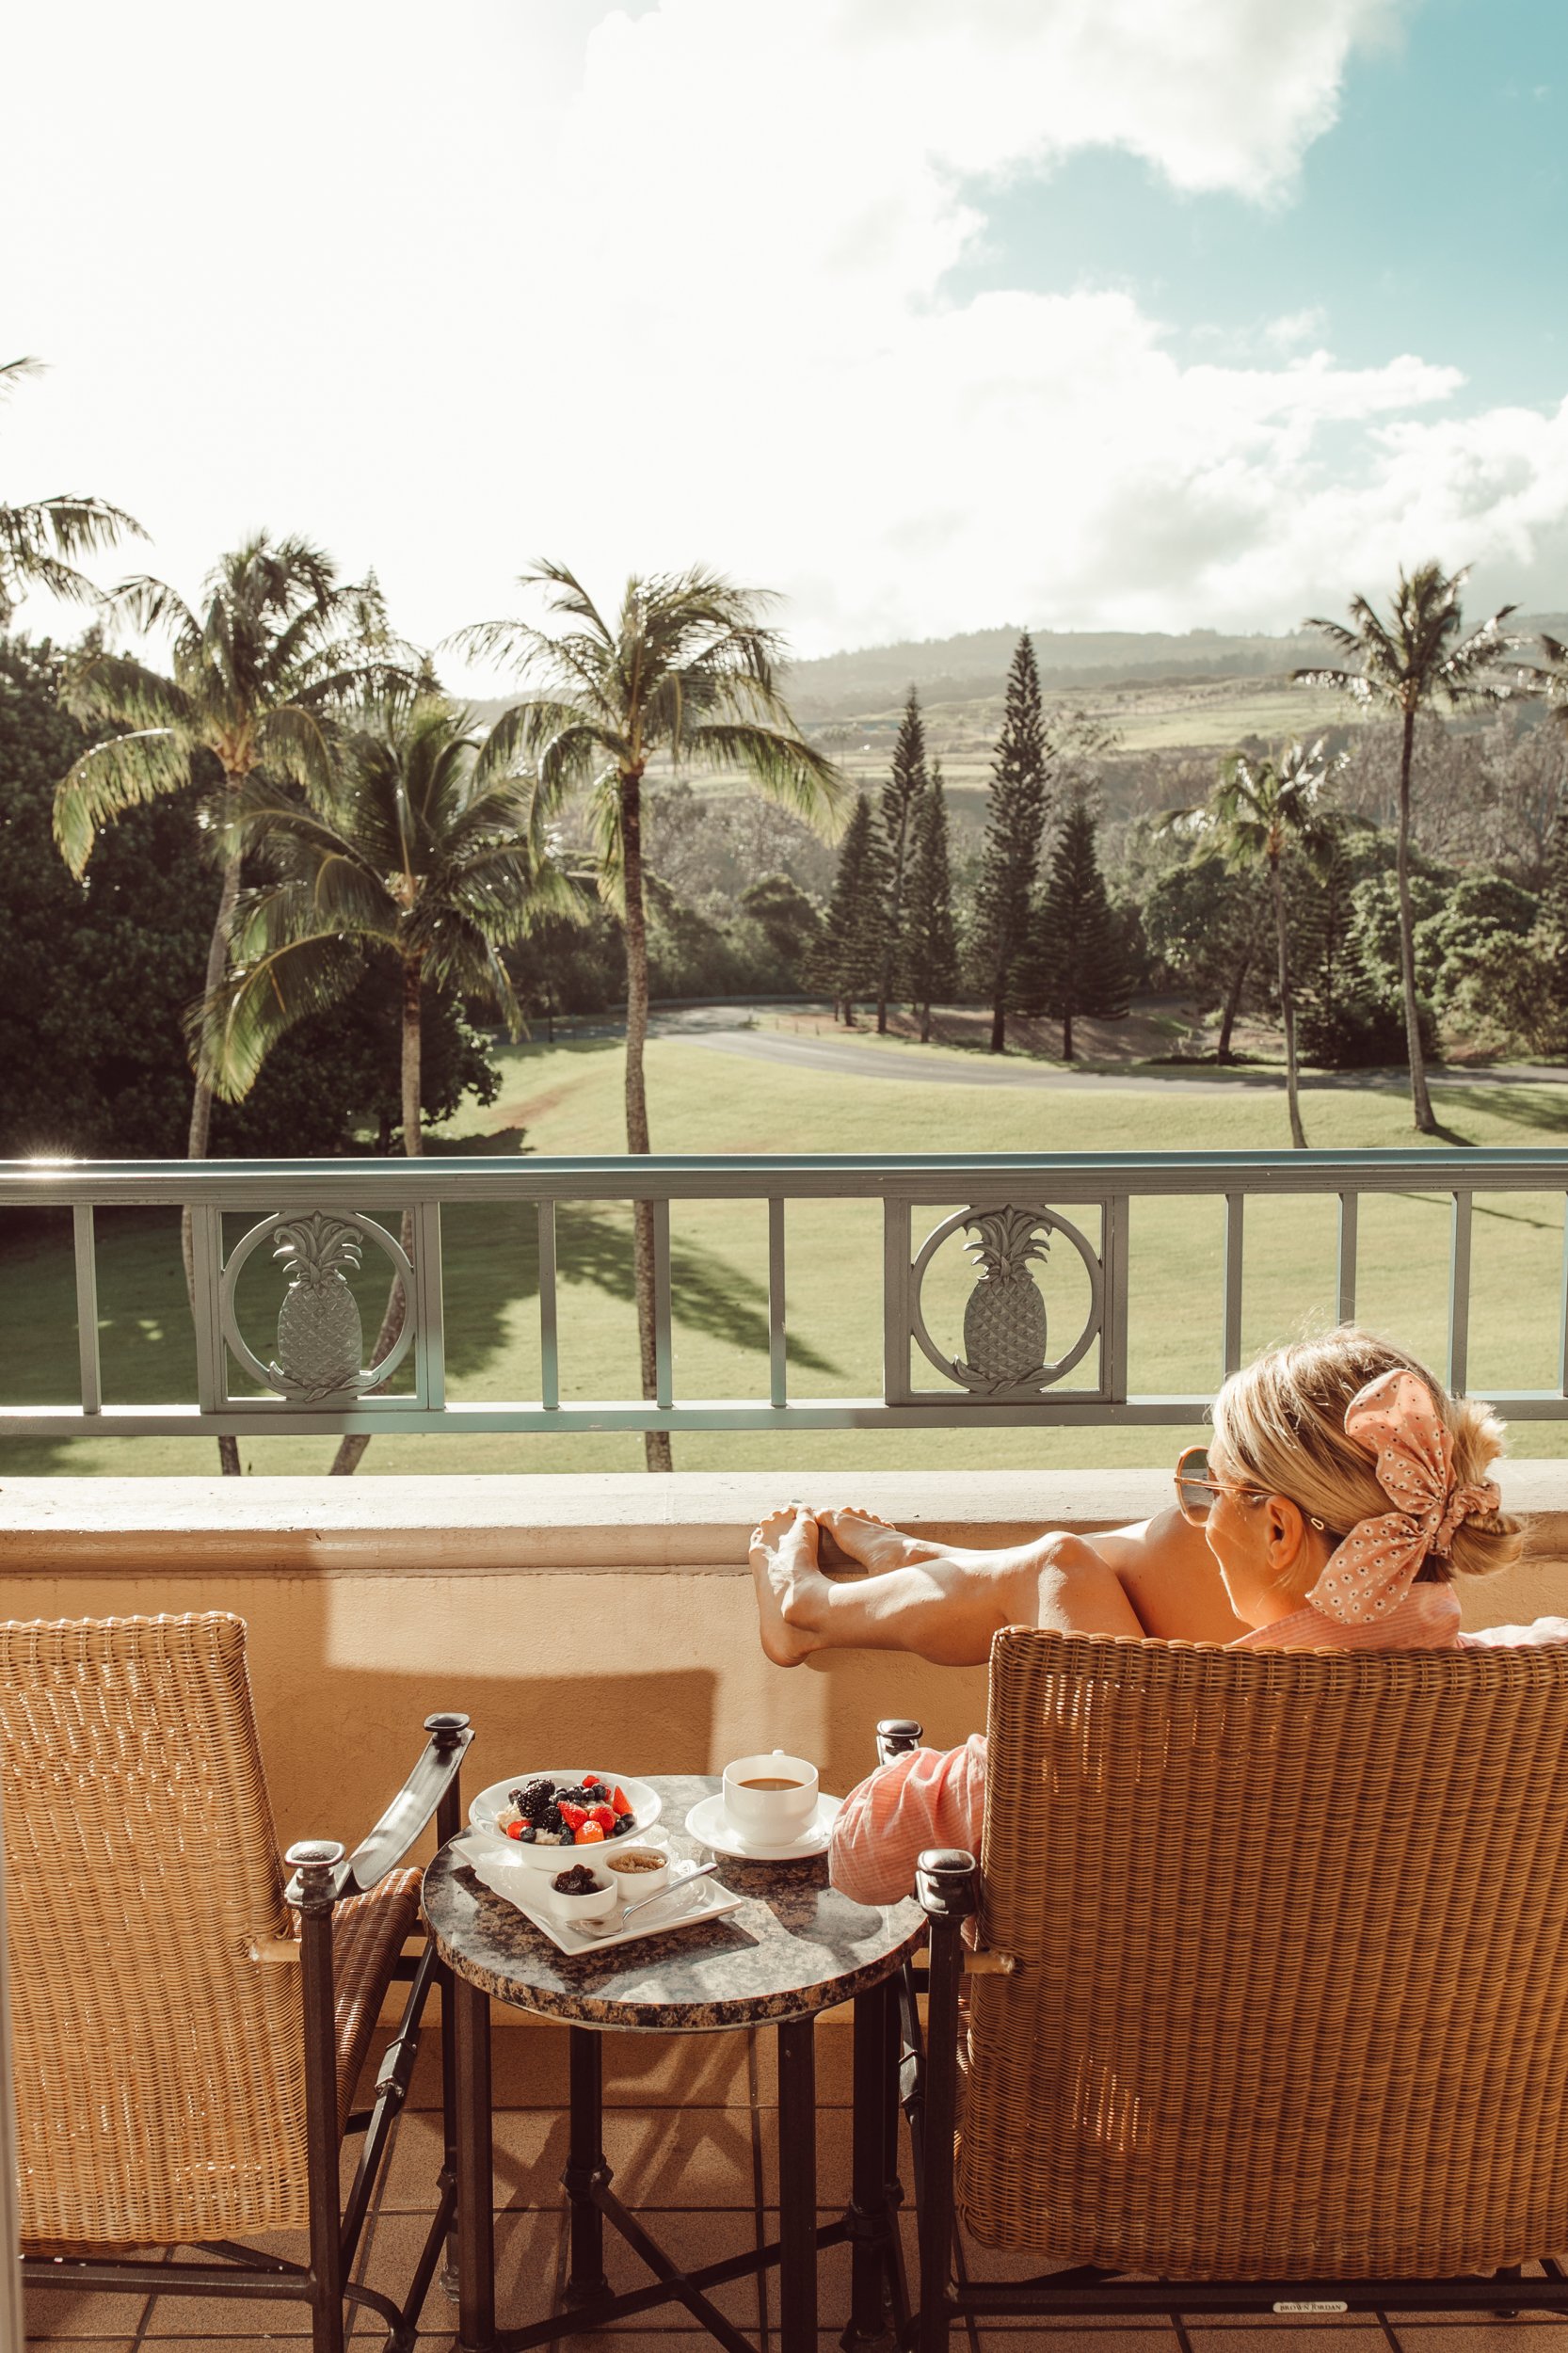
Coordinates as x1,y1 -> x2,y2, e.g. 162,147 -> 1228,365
891,1626 -> 1568,2353
2,1611 -> 473,2353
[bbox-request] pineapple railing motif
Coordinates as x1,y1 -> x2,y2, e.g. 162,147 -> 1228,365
221,1211 -> 416,1402
5,1147 -> 1568,1439
907,1205 -> 1105,1398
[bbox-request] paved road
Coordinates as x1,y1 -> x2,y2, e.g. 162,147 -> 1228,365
674,1025 -> 1568,1096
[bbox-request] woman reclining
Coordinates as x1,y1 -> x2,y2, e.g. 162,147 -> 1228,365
747,1326 -> 1568,1904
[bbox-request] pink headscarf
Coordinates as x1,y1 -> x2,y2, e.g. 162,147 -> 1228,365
1305,1367 -> 1501,1625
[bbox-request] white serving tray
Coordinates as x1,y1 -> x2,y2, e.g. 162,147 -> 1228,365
459,1837 -> 744,1957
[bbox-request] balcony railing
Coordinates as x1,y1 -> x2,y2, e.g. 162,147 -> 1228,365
3,1147 -> 1568,1440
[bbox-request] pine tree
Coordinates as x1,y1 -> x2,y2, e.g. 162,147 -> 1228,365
900,761 -> 958,1042
970,632 -> 1049,1052
813,792 -> 888,1026
1020,793 -> 1129,1061
875,687 -> 927,1032
1537,808 -> 1568,1030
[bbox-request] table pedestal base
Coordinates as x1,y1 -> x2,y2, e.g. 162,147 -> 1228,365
453,1976 -> 907,2353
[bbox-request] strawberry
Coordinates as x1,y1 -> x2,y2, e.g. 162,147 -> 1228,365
576,1822 -> 605,1843
610,1786 -> 632,1817
557,1801 -> 587,1831
505,1819 -> 524,1840
587,1803 -> 616,1834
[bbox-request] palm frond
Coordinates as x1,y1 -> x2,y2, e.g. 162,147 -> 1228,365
108,573 -> 200,646
60,648 -> 191,736
190,922 -> 364,1100
522,559 -> 616,647
680,719 -> 844,828
54,728 -> 191,876
1302,617 -> 1364,659
254,701 -> 339,795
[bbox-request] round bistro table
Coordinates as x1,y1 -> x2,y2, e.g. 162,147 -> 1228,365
423,1772 -> 925,2353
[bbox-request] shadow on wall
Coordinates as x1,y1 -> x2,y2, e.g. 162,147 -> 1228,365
243,1634 -> 720,1855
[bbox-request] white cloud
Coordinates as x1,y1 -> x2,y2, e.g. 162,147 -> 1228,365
1264,308 -> 1331,351
5,0 -> 1564,668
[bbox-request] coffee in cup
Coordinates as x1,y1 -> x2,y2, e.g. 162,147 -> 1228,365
722,1750 -> 819,1842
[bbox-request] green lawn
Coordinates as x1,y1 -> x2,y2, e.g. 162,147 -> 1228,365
6,1035 -> 1568,1477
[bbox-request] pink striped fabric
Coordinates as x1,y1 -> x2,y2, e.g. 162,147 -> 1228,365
1230,1583 -> 1464,1651
826,1586 -> 1568,1907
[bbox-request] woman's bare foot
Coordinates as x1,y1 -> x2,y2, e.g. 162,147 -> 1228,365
749,1506 -> 831,1667
818,1506 -> 944,1575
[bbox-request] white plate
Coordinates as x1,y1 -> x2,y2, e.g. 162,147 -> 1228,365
684,1791 -> 842,1862
461,1838 -> 744,1956
467,1770 -> 663,1868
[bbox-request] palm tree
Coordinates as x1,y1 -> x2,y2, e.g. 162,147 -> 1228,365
455,562 -> 842,1472
1297,563 -> 1513,1133
1203,742 -> 1338,1150
193,694 -> 567,1473
56,534 -> 407,1473
1,357 -> 142,622
1515,632 -> 1568,744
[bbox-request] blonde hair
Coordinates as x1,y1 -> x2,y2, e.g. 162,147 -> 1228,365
1208,1326 -> 1521,1587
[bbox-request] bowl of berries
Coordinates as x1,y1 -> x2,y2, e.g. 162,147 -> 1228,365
468,1770 -> 662,1869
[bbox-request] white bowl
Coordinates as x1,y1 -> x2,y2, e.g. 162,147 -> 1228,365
722,1752 -> 819,1842
542,1865 -> 617,1926
468,1770 -> 662,1870
602,1845 -> 670,1901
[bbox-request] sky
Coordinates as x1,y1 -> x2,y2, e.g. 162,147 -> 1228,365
4,0 -> 1565,676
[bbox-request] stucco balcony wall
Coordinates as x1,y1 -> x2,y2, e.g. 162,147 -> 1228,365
7,1467 -> 1568,1873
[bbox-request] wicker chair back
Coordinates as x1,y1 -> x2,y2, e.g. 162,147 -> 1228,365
0,1612 -> 309,2249
960,1625 -> 1568,2275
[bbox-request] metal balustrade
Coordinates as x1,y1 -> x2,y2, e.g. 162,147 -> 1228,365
3,1149 -> 1568,1439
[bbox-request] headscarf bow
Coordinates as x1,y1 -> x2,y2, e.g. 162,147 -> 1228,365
1305,1367 -> 1499,1625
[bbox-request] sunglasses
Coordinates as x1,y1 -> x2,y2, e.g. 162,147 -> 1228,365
1173,1445 -> 1330,1533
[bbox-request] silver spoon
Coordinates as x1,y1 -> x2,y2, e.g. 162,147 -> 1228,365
575,1860 -> 718,1937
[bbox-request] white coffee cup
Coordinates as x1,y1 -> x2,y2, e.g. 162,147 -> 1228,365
723,1751 -> 819,1842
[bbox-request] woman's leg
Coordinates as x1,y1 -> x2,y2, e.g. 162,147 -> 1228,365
818,1502 -> 1247,1647
749,1505 -> 1143,1668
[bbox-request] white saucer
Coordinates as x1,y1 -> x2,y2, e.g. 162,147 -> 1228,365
684,1790 -> 842,1862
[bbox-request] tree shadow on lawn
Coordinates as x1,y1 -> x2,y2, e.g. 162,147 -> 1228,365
1441,1084 -> 1568,1140
433,1122 -> 840,1385
440,1194 -> 839,1385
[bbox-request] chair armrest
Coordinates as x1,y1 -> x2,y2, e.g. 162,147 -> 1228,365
877,1716 -> 923,1769
285,1712 -> 473,1906
915,1848 -> 979,1924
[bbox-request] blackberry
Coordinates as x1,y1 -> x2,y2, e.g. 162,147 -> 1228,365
514,1776 -> 558,1826
542,1803 -> 567,1834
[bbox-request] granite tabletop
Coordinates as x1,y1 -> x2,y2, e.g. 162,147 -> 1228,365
422,1771 -> 925,2030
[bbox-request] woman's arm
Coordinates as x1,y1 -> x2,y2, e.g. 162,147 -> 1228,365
828,1735 -> 987,1905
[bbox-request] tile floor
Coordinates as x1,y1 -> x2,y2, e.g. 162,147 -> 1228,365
24,2016 -> 1568,2353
